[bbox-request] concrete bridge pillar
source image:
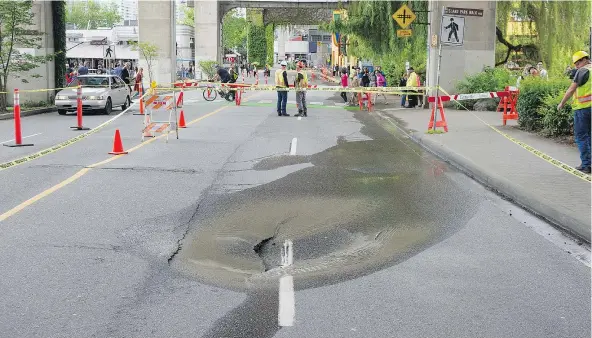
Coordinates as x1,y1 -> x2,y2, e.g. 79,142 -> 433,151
426,1 -> 497,96
138,1 -> 176,86
194,0 -> 222,79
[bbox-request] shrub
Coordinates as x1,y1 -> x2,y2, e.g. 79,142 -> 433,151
453,67 -> 516,110
198,60 -> 217,79
539,93 -> 573,137
516,77 -> 570,132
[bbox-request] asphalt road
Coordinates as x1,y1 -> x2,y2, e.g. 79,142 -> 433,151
0,76 -> 589,338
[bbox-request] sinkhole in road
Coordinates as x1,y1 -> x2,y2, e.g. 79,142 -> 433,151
170,134 -> 482,292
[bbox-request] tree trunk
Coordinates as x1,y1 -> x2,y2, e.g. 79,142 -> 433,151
0,80 -> 6,112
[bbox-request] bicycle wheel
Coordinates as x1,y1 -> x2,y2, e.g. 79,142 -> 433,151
203,88 -> 217,101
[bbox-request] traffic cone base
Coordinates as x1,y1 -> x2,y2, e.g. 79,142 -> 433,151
109,129 -> 128,155
178,110 -> 187,128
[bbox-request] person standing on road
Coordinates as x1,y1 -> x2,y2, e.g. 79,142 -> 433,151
340,69 -> 349,103
405,67 -> 419,108
294,61 -> 308,117
558,51 -> 591,174
275,61 -> 289,116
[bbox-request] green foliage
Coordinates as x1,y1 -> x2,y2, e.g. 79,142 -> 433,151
130,42 -> 160,84
65,0 -> 121,29
322,1 -> 428,87
223,9 -> 247,54
539,93 -> 573,137
516,77 -> 570,132
178,5 -> 194,27
496,1 -> 591,75
265,24 -> 274,66
52,1 -> 67,90
454,67 -> 516,110
0,0 -> 54,110
247,23 -> 267,66
198,60 -> 217,79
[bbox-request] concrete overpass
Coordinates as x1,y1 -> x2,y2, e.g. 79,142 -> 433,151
137,0 -> 348,85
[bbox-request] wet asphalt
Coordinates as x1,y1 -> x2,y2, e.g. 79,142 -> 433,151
0,77 -> 589,337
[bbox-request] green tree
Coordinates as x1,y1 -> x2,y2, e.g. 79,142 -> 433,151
65,0 -> 121,29
222,9 -> 248,55
496,1 -> 591,74
323,1 -> 429,84
130,42 -> 159,85
178,5 -> 194,27
0,0 -> 53,111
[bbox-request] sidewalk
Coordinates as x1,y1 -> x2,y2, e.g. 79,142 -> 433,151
383,107 -> 591,243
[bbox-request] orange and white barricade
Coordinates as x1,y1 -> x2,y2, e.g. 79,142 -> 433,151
142,90 -> 179,143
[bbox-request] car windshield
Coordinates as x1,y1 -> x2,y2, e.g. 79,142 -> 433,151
69,77 -> 110,88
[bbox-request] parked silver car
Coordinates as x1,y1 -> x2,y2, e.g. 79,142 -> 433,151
55,74 -> 131,115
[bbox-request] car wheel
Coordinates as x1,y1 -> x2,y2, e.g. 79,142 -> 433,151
58,109 -> 66,115
121,96 -> 130,110
103,98 -> 112,115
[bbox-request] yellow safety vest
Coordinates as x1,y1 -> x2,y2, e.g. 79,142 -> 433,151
574,63 -> 592,110
296,70 -> 308,89
406,72 -> 419,87
275,69 -> 287,87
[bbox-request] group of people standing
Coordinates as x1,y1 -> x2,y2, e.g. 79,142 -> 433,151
274,60 -> 309,117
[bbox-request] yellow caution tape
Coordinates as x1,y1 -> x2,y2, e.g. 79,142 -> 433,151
0,92 -> 150,172
438,86 -> 591,183
154,84 -> 432,95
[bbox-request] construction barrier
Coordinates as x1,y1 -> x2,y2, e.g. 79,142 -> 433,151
142,89 -> 179,143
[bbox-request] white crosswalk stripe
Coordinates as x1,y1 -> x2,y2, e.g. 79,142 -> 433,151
309,102 -> 323,105
259,100 -> 273,104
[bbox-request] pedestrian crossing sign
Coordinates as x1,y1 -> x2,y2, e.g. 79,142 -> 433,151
440,15 -> 465,46
392,4 -> 416,29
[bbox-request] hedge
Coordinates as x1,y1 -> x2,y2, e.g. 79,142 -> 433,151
247,23 -> 266,66
516,77 -> 572,135
265,24 -> 274,66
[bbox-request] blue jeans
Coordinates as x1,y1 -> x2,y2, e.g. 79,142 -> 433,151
277,91 -> 288,114
574,107 -> 591,167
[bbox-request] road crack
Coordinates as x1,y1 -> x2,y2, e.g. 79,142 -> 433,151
167,203 -> 201,263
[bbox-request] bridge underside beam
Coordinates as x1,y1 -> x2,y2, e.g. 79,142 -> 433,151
262,8 -> 332,25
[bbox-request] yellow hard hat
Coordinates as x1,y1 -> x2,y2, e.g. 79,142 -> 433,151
150,80 -> 157,88
572,51 -> 589,64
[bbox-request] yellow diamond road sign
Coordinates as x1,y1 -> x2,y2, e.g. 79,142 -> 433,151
392,4 -> 416,29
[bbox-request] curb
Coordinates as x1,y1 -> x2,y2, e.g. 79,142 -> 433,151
0,107 -> 56,120
410,130 -> 591,244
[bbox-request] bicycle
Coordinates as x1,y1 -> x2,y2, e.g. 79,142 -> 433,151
202,79 -> 235,102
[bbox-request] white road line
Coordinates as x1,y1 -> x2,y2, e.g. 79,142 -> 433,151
278,275 -> 295,326
297,116 -> 302,121
310,102 -> 323,105
289,138 -> 297,155
287,100 -> 296,104
259,100 -> 272,104
0,133 -> 42,145
278,240 -> 295,327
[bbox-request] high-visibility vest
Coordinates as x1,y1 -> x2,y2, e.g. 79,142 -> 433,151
406,72 -> 419,87
574,63 -> 591,110
296,70 -> 308,89
275,69 -> 287,87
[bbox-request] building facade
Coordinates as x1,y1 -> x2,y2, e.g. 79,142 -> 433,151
273,25 -> 332,67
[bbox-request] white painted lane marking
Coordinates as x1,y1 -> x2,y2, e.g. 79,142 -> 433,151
310,102 -> 323,105
289,138 -> 297,155
297,116 -> 302,121
259,100 -> 273,104
279,240 -> 295,327
0,133 -> 42,145
278,275 -> 295,327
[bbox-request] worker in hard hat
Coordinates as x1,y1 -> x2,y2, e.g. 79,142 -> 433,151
558,51 -> 591,174
275,61 -> 290,116
294,61 -> 308,117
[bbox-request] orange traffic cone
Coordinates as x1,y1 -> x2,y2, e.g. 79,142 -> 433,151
178,110 -> 187,128
109,129 -> 128,155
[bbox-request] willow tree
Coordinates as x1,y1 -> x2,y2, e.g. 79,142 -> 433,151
323,1 -> 429,83
496,1 -> 591,73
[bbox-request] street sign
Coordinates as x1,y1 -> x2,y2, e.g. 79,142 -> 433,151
440,15 -> 465,46
397,29 -> 412,37
445,7 -> 483,17
392,4 -> 416,29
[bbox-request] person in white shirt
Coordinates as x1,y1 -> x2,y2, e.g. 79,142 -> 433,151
537,61 -> 548,79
